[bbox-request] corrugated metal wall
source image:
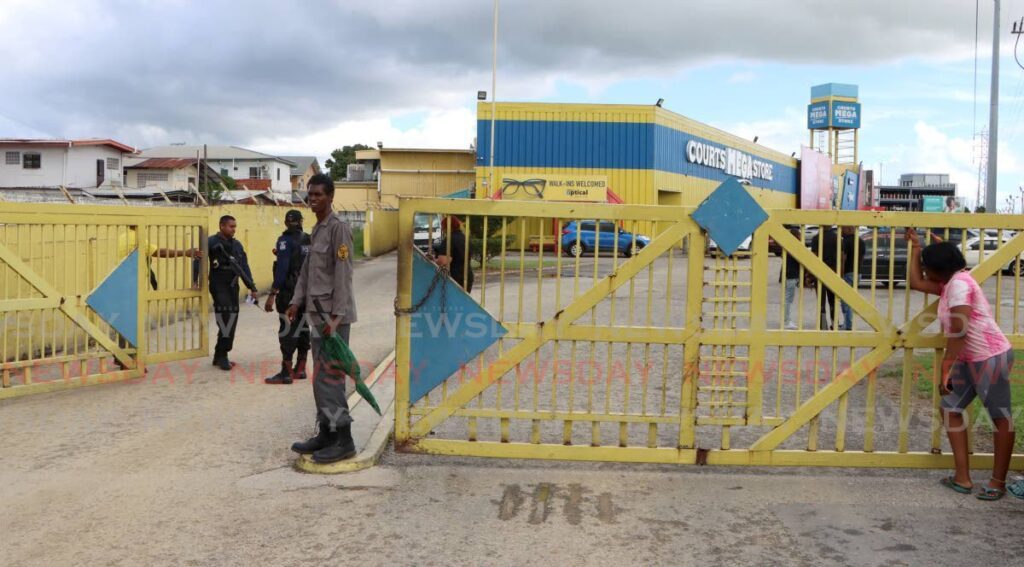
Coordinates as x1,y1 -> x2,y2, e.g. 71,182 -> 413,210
476,102 -> 798,210
379,151 -> 476,208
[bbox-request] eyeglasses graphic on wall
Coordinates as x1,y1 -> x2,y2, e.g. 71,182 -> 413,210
500,178 -> 546,198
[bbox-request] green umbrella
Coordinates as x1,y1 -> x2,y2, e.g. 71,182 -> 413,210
314,300 -> 381,415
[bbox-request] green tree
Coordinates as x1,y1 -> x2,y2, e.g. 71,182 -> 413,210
199,175 -> 232,203
464,215 -> 515,267
325,144 -> 372,180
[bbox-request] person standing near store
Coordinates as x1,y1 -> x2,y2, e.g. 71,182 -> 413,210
780,226 -> 804,330
264,210 -> 311,385
838,225 -> 860,331
285,174 -> 359,463
431,216 -> 474,292
811,226 -> 844,330
208,215 -> 258,371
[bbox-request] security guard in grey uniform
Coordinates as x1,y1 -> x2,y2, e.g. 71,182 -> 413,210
285,173 -> 359,463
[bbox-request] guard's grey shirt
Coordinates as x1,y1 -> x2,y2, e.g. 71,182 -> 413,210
290,211 -> 358,323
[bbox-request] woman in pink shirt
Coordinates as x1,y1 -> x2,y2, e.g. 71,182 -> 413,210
907,229 -> 1014,500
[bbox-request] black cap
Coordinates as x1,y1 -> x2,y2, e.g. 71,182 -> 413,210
285,209 -> 303,223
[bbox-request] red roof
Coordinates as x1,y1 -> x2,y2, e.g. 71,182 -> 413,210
0,138 -> 135,153
127,158 -> 197,169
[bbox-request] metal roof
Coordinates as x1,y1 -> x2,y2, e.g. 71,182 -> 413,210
0,138 -> 135,153
139,145 -> 296,165
125,158 -> 197,169
277,155 -> 321,176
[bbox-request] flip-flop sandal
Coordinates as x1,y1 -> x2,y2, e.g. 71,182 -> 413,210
940,476 -> 973,494
1008,480 -> 1024,500
976,486 -> 1005,501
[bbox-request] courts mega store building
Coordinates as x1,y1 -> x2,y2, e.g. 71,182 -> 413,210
472,84 -> 862,239
474,102 -> 799,210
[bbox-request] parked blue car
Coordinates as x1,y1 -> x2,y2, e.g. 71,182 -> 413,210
561,220 -> 651,257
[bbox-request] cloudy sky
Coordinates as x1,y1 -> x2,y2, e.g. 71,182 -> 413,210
3,0 -> 1024,207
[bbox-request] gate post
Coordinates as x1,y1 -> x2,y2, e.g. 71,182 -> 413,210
394,201 -> 415,443
746,223 -> 770,425
136,223 -> 147,371
679,227 -> 704,450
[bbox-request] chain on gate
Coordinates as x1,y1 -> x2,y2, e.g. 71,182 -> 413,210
394,263 -> 449,317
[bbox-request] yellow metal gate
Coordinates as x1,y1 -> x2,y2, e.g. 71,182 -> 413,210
1,203 -> 208,399
395,198 -> 1024,468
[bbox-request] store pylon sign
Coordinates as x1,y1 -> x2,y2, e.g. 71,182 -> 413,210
807,101 -> 861,130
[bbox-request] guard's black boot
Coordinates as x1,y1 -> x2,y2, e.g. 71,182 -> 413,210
312,423 -> 356,463
265,362 -> 292,384
292,355 -> 308,380
212,351 -> 235,371
291,422 -> 334,454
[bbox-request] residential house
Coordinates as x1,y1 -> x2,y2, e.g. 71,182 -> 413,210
277,155 -> 321,191
0,138 -> 135,189
138,145 -> 295,198
123,157 -> 223,193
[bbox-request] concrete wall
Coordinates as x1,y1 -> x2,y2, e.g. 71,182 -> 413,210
67,146 -> 125,189
334,182 -> 378,211
362,209 -> 399,257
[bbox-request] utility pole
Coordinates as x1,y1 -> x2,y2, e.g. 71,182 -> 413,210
986,0 -> 1000,213
488,0 -> 498,198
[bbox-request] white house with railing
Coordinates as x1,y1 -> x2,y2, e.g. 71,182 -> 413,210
137,144 -> 295,198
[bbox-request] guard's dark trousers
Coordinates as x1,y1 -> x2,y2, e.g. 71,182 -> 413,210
210,272 -> 240,358
277,295 -> 310,364
312,320 -> 353,430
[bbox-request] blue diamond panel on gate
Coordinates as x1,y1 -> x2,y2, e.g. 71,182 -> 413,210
408,251 -> 506,404
86,249 -> 140,347
690,178 -> 769,257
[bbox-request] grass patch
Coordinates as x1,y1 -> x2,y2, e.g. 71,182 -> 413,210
350,228 -> 365,259
478,257 -> 562,271
883,350 -> 1024,448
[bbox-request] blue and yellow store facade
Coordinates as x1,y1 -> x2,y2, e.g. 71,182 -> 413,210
475,102 -> 798,212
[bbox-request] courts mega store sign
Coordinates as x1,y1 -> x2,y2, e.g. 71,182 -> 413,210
685,139 -> 775,182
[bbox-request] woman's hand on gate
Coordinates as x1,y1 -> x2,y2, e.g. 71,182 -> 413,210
905,227 -> 922,249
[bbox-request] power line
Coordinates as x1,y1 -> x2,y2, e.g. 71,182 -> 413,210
1014,16 -> 1024,71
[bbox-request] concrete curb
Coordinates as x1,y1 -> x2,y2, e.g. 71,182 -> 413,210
293,351 -> 395,474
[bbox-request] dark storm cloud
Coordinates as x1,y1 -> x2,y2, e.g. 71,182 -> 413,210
0,0 -> 982,146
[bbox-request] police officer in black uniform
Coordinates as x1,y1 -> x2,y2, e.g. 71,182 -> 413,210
207,215 -> 257,370
265,210 -> 311,384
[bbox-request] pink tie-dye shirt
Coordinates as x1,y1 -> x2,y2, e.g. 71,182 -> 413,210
937,271 -> 1011,362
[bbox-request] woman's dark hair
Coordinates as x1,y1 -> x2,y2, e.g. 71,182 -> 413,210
307,173 -> 335,195
920,242 -> 967,278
